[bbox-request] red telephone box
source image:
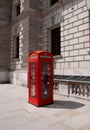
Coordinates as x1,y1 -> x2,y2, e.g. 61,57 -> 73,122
28,50 -> 53,106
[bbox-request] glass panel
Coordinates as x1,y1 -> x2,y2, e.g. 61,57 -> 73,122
31,84 -> 36,97
30,62 -> 36,68
41,63 -> 51,99
30,62 -> 36,97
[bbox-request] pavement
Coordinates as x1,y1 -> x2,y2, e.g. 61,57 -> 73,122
0,84 -> 90,130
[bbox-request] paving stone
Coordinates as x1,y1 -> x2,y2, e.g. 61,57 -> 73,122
0,84 -> 90,130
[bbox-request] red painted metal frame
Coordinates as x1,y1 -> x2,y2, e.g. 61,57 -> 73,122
28,50 -> 53,106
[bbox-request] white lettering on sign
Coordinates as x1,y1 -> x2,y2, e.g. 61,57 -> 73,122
30,56 -> 37,58
40,56 -> 52,58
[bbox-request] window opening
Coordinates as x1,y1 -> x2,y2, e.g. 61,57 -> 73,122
16,2 -> 20,16
51,0 -> 59,6
51,27 -> 61,56
15,35 -> 19,59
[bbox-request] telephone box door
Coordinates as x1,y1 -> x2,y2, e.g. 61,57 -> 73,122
40,59 -> 53,105
28,61 -> 37,105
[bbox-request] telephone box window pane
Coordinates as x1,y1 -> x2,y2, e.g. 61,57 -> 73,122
41,63 -> 51,99
30,63 -> 36,97
30,62 -> 36,68
43,63 -> 50,71
31,84 -> 36,97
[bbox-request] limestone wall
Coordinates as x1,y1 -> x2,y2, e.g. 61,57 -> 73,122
10,0 -> 42,71
41,0 -> 90,76
10,0 -> 42,85
0,0 -> 11,82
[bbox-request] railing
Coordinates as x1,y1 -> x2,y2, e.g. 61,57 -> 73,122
54,75 -> 90,97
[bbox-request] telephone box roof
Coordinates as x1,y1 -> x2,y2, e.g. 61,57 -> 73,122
29,50 -> 53,56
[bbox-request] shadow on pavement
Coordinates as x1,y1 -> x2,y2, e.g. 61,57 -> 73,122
44,100 -> 85,109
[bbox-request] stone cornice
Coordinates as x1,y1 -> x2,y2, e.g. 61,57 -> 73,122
10,0 -> 72,26
42,0 -> 71,17
10,9 -> 42,26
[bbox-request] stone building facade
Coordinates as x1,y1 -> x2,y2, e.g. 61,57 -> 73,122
0,0 -> 11,82
10,0 -> 42,86
41,0 -> 90,76
0,0 -> 90,87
